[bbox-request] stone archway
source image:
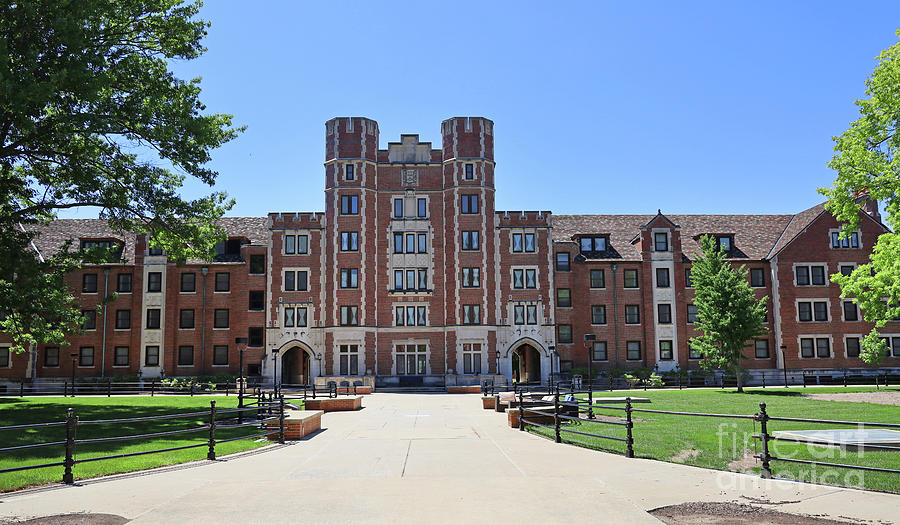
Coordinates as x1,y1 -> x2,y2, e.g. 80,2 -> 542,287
513,344 -> 542,383
281,345 -> 312,386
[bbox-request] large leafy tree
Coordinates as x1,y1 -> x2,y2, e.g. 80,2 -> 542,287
0,0 -> 242,352
820,30 -> 900,363
689,235 -> 768,393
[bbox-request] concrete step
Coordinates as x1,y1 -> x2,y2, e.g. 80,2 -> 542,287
376,386 -> 448,393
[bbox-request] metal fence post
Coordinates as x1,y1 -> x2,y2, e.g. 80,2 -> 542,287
190,382 -> 195,397
758,402 -> 772,478
207,401 -> 216,460
518,389 -> 525,431
625,397 -> 634,458
19,379 -> 25,397
107,378 -> 112,397
554,391 -> 561,443
588,377 -> 594,420
761,373 -> 766,389
279,395 -> 285,444
151,379 -> 155,397
63,408 -> 77,484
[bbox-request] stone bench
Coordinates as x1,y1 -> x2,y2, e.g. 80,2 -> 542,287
337,386 -> 373,395
303,396 -> 363,412
447,385 -> 482,394
266,410 -> 323,440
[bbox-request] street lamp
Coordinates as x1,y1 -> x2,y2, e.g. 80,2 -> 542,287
780,344 -> 788,388
70,352 -> 78,398
272,348 -> 280,397
584,334 -> 596,419
235,337 -> 248,421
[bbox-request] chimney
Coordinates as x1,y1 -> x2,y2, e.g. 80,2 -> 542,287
853,190 -> 882,223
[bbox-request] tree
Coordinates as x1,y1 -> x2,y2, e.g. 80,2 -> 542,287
0,0 -> 243,352
689,235 -> 768,392
819,30 -> 900,364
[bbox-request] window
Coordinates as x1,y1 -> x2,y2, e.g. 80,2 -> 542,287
345,164 -> 354,181
755,339 -> 770,359
396,344 -> 427,375
341,195 -> 359,215
685,268 -> 693,288
339,344 -> 359,376
461,195 -> 479,214
846,337 -> 861,358
557,324 -> 573,343
146,309 -> 160,329
340,306 -> 358,326
181,273 -> 196,292
623,269 -> 639,288
798,301 -> 828,322
284,270 -> 308,291
462,343 -> 482,374
114,346 -> 129,366
284,235 -> 296,254
115,310 -> 130,330
843,301 -> 859,321
417,198 -> 427,218
341,268 -> 359,289
831,230 -> 860,249
213,345 -> 228,366
394,305 -> 427,327
295,307 -> 308,327
465,163 -> 474,180
462,268 -> 481,288
717,236 -> 732,253
145,346 -> 160,367
215,272 -> 230,292
556,253 -> 570,271
249,254 -> 265,274
462,231 -> 480,250
625,305 -> 640,324
248,327 -> 264,347
795,265 -> 827,286
591,305 -> 606,325
82,310 -> 96,330
418,233 -> 427,253
82,273 -> 98,293
687,304 -> 699,324
178,346 -> 193,366
462,305 -> 481,325
580,237 -> 607,253
117,274 -> 132,293
79,346 -> 94,367
524,233 -> 535,252
512,233 -> 524,253
657,304 -> 672,324
393,233 -> 403,254
512,269 -> 537,289
284,306 -> 295,327
214,309 -> 229,329
840,264 -> 855,276
0,348 -> 7,368
626,341 -> 641,360
526,305 -> 537,325
557,288 -> 571,307
341,232 -> 359,251
654,232 -> 668,252
147,272 -> 161,292
180,309 -> 195,329
750,268 -> 765,288
659,340 -> 673,360
590,269 -> 605,288
689,346 -> 702,359
249,290 -> 264,311
656,268 -> 670,288
394,198 -> 404,218
406,233 -> 415,253
800,337 -> 831,358
45,347 -> 59,367
514,305 -> 525,325
592,341 -> 608,361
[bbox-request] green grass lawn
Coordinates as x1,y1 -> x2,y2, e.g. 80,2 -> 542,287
0,396 -> 278,492
528,386 -> 900,493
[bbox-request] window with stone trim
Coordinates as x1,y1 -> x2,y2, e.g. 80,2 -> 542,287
654,232 -> 669,252
145,346 -> 160,366
147,272 -> 161,292
341,195 -> 359,215
340,306 -> 359,326
795,264 -> 827,286
462,343 -> 482,374
800,337 -> 831,358
146,309 -> 160,329
396,344 -> 427,375
462,268 -> 481,288
462,305 -> 481,325
846,337 -> 861,358
465,163 -> 474,180
462,231 -> 480,250
339,344 -> 359,376
754,339 -> 769,359
797,300 -> 828,322
656,268 -> 670,288
657,304 -> 672,324
843,300 -> 859,321
659,340 -> 673,360
340,268 -> 359,289
341,232 -> 359,251
460,195 -> 479,214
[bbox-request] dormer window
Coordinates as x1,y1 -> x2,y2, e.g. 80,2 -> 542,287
654,232 -> 668,252
830,230 -> 860,249
214,238 -> 244,262
717,236 -> 732,253
80,239 -> 122,261
579,236 -> 608,254
81,239 -> 115,250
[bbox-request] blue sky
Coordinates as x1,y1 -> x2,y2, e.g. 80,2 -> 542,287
74,1 -> 900,217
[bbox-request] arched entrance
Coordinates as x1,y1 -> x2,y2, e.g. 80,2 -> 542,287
281,346 -> 311,386
513,344 -> 542,383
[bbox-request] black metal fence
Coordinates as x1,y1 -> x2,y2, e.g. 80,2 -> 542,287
513,386 -> 900,482
0,397 -> 287,486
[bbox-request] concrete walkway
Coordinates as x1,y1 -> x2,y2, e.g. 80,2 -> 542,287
0,394 -> 897,524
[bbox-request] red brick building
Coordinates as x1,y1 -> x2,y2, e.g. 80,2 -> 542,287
2,117 -> 898,386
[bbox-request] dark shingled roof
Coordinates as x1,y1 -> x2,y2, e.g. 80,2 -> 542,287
766,202 -> 827,258
25,217 -> 269,262
552,213 -> 797,261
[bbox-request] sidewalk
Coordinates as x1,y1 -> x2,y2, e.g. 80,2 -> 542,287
0,393 -> 896,524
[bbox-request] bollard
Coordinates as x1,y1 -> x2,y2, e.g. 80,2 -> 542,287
207,401 -> 217,460
279,395 -> 285,444
518,389 -> 525,431
757,402 -> 772,478
625,397 -> 634,458
554,390 -> 561,443
63,408 -> 77,484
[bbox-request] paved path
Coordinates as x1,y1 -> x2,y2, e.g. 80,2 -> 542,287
1,394 -> 898,524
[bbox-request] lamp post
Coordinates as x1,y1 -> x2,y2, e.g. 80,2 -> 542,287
495,350 -> 501,377
235,337 -> 248,418
272,348 -> 280,397
547,345 -> 556,387
780,344 -> 788,388
584,334 -> 596,419
70,352 -> 78,397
